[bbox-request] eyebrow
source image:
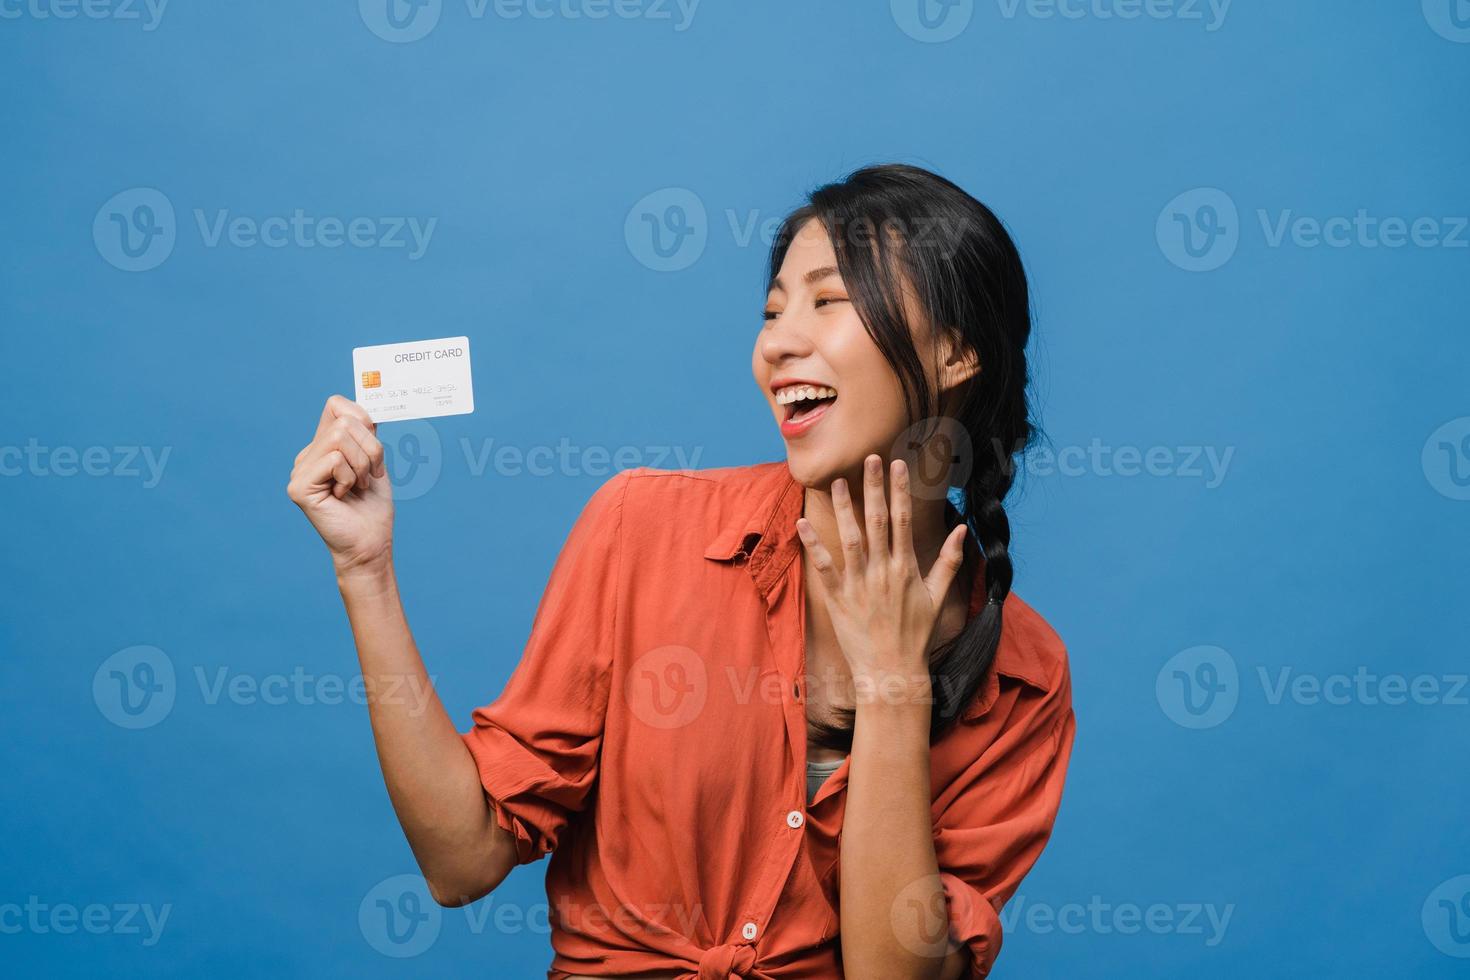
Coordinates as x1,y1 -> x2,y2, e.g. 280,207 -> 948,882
767,265 -> 840,294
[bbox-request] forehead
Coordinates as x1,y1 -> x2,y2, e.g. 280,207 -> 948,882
776,218 -> 837,275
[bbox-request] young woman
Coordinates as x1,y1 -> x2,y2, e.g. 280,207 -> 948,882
287,164 -> 1075,979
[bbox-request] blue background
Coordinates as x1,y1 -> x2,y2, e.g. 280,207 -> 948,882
3,0 -> 1468,976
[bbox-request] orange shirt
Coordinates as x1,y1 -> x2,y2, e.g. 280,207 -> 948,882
462,462 -> 1076,979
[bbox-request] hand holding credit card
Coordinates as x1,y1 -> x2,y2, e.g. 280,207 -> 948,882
353,336 -> 475,422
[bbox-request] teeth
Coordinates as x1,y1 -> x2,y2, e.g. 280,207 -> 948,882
775,385 -> 837,406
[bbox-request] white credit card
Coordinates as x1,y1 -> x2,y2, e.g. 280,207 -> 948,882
352,336 -> 474,423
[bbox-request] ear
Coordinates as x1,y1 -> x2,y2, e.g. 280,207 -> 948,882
937,331 -> 981,393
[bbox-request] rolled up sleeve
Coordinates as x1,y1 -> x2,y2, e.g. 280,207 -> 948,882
460,469 -> 629,865
934,660 -> 1076,978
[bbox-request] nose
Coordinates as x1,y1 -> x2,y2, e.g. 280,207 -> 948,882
758,309 -> 814,368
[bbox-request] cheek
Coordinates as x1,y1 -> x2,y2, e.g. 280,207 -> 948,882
828,317 -> 908,423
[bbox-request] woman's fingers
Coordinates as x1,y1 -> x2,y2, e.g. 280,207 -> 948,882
889,457 -> 918,574
862,454 -> 889,567
302,449 -> 356,500
924,523 -> 970,606
316,393 -> 376,441
830,477 -> 866,576
796,517 -> 840,593
301,395 -> 384,495
337,415 -> 387,479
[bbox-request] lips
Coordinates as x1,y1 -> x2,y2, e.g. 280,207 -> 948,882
779,398 -> 834,438
772,381 -> 838,439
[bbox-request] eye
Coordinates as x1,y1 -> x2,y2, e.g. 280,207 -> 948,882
815,296 -> 849,308
762,308 -> 780,321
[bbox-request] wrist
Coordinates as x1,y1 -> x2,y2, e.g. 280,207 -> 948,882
851,668 -> 935,718
335,551 -> 397,595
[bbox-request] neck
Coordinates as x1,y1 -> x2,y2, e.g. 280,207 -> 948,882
800,462 -> 957,575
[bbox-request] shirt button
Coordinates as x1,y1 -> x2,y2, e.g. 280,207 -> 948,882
786,810 -> 804,829
741,921 -> 758,941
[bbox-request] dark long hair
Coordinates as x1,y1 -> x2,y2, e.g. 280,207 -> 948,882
768,163 -> 1037,748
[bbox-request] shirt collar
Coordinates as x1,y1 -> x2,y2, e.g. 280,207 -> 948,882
702,463 -> 1054,720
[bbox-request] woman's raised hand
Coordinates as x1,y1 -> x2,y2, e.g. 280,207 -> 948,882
795,454 -> 968,694
286,394 -> 395,575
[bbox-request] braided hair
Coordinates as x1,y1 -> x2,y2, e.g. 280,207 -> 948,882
769,163 -> 1036,748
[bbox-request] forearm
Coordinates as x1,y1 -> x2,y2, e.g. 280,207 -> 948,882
840,684 -> 966,979
336,558 -> 517,905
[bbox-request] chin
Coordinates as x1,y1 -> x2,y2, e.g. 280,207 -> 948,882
782,443 -> 866,489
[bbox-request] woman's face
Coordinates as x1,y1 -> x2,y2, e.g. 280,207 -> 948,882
753,219 -> 923,489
